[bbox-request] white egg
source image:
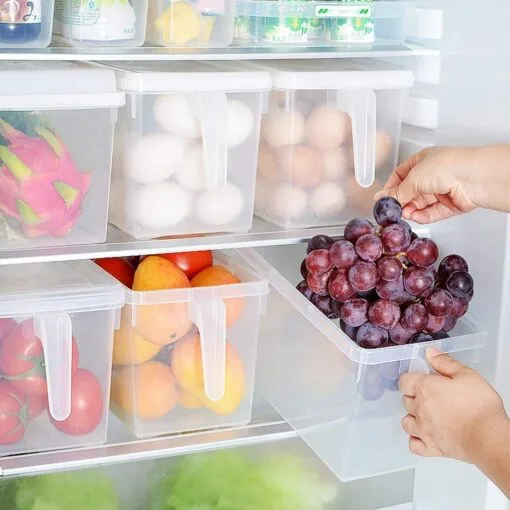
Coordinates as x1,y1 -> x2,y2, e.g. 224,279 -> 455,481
261,109 -> 305,149
125,133 -> 187,184
323,146 -> 354,181
175,144 -> 207,191
127,182 -> 191,230
227,100 -> 254,149
153,94 -> 201,139
196,184 -> 244,226
268,184 -> 308,220
310,181 -> 346,218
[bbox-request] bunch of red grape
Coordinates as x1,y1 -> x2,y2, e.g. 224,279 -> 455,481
297,197 -> 474,349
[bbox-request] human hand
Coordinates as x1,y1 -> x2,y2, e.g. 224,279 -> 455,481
399,347 -> 509,464
375,145 -> 510,223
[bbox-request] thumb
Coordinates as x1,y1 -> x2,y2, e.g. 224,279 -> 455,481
427,347 -> 466,378
375,174 -> 420,207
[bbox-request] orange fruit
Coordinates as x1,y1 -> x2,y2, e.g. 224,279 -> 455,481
177,389 -> 203,410
112,320 -> 162,366
111,361 -> 177,420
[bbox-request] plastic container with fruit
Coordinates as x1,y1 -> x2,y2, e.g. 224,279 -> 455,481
101,250 -> 268,438
0,62 -> 124,251
253,59 -> 413,228
104,61 -> 271,240
244,199 -> 486,480
0,260 -> 124,456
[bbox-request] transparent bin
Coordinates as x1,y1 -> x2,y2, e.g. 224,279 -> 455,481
109,251 -> 268,439
234,1 -> 410,47
53,0 -> 148,47
0,260 -> 124,457
0,0 -> 55,48
146,0 -> 235,47
105,61 -> 271,240
0,62 -> 125,251
244,245 -> 486,481
253,59 -> 413,229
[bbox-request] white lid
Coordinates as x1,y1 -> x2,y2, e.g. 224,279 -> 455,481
0,260 -> 125,317
0,62 -> 125,110
102,61 -> 272,93
255,59 -> 414,90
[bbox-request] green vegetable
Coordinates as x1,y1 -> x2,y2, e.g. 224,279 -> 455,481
149,450 -> 339,510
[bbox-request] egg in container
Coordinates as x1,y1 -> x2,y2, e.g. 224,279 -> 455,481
105,62 -> 271,240
253,60 -> 413,228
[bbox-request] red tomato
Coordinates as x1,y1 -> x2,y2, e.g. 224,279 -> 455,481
51,369 -> 103,436
0,381 -> 47,422
159,251 -> 213,279
94,258 -> 135,288
0,382 -> 26,444
0,318 -> 16,347
0,320 -> 79,396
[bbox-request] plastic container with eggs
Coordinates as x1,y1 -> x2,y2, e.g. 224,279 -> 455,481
105,62 -> 271,239
254,60 -> 414,228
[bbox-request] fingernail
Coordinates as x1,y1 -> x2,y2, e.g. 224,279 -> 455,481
427,347 -> 443,358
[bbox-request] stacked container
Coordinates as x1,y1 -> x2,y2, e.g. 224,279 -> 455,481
109,251 -> 268,439
106,61 -> 271,240
0,260 -> 124,455
0,62 -> 124,250
252,59 -> 413,228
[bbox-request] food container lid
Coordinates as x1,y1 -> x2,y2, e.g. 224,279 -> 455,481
0,260 -> 125,317
102,61 -> 273,93
0,62 -> 125,110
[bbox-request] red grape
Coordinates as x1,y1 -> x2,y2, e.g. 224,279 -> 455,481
307,235 -> 335,253
410,332 -> 433,344
404,266 -> 434,297
307,270 -> 332,296
399,220 -> 412,236
407,238 -> 439,267
368,300 -> 401,330
445,271 -> 474,299
450,296 -> 469,318
373,197 -> 402,227
340,320 -> 359,341
306,249 -> 332,275
443,316 -> 457,332
331,299 -> 343,317
389,322 -> 414,345
425,314 -> 446,334
296,280 -> 314,301
311,294 -> 336,318
356,234 -> 383,262
377,257 -> 403,282
344,218 -> 374,244
401,303 -> 428,331
330,240 -> 357,268
328,269 -> 355,302
348,260 -> 378,292
438,254 -> 469,281
361,366 -> 385,401
381,224 -> 411,254
300,259 -> 309,279
395,290 -> 415,306
376,276 -> 404,301
356,323 -> 388,349
465,289 -> 474,303
424,289 -> 453,317
340,298 -> 369,327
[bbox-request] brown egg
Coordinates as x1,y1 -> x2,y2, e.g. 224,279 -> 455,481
305,104 -> 352,151
278,145 -> 324,189
375,130 -> 393,169
310,181 -> 347,218
345,176 -> 384,214
257,144 -> 280,181
261,108 -> 305,149
323,146 -> 354,181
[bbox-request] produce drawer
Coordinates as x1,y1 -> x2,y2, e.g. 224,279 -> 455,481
244,244 -> 486,481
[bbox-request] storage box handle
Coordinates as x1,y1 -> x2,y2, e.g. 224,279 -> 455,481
34,314 -> 73,421
188,299 -> 227,402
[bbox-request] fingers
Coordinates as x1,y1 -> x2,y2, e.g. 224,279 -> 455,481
380,150 -> 429,191
408,436 -> 443,457
407,202 -> 460,224
403,395 -> 417,415
402,414 -> 419,436
427,347 -> 466,378
399,372 -> 423,397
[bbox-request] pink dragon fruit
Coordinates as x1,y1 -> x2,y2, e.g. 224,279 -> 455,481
0,119 -> 91,238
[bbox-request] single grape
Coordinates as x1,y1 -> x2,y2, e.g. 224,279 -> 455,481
344,218 -> 375,244
381,224 -> 411,254
311,294 -> 336,319
465,289 -> 474,303
340,320 -> 359,341
307,235 -> 335,254
340,298 -> 369,327
377,256 -> 403,282
328,268 -> 355,302
368,299 -> 401,330
356,234 -> 383,262
425,314 -> 446,334
424,289 -> 453,317
404,266 -> 434,297
407,238 -> 439,267
360,366 -> 385,401
389,321 -> 414,345
432,331 -> 450,340
450,296 -> 469,318
438,254 -> 469,281
307,270 -> 332,296
296,280 -> 314,301
443,316 -> 457,332
373,197 -> 402,227
399,220 -> 412,236
446,271 -> 474,299
356,323 -> 388,349
401,303 -> 428,331
410,332 -> 434,344
376,276 -> 405,301
330,240 -> 358,269
300,259 -> 309,279
348,260 -> 378,292
306,249 -> 332,275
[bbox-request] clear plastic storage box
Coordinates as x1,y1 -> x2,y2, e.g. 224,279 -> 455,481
0,62 -> 124,251
0,260 -> 124,456
245,245 -> 486,481
146,0 -> 235,47
106,61 -> 271,240
109,251 -> 268,439
253,60 -> 413,229
53,0 -> 148,47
